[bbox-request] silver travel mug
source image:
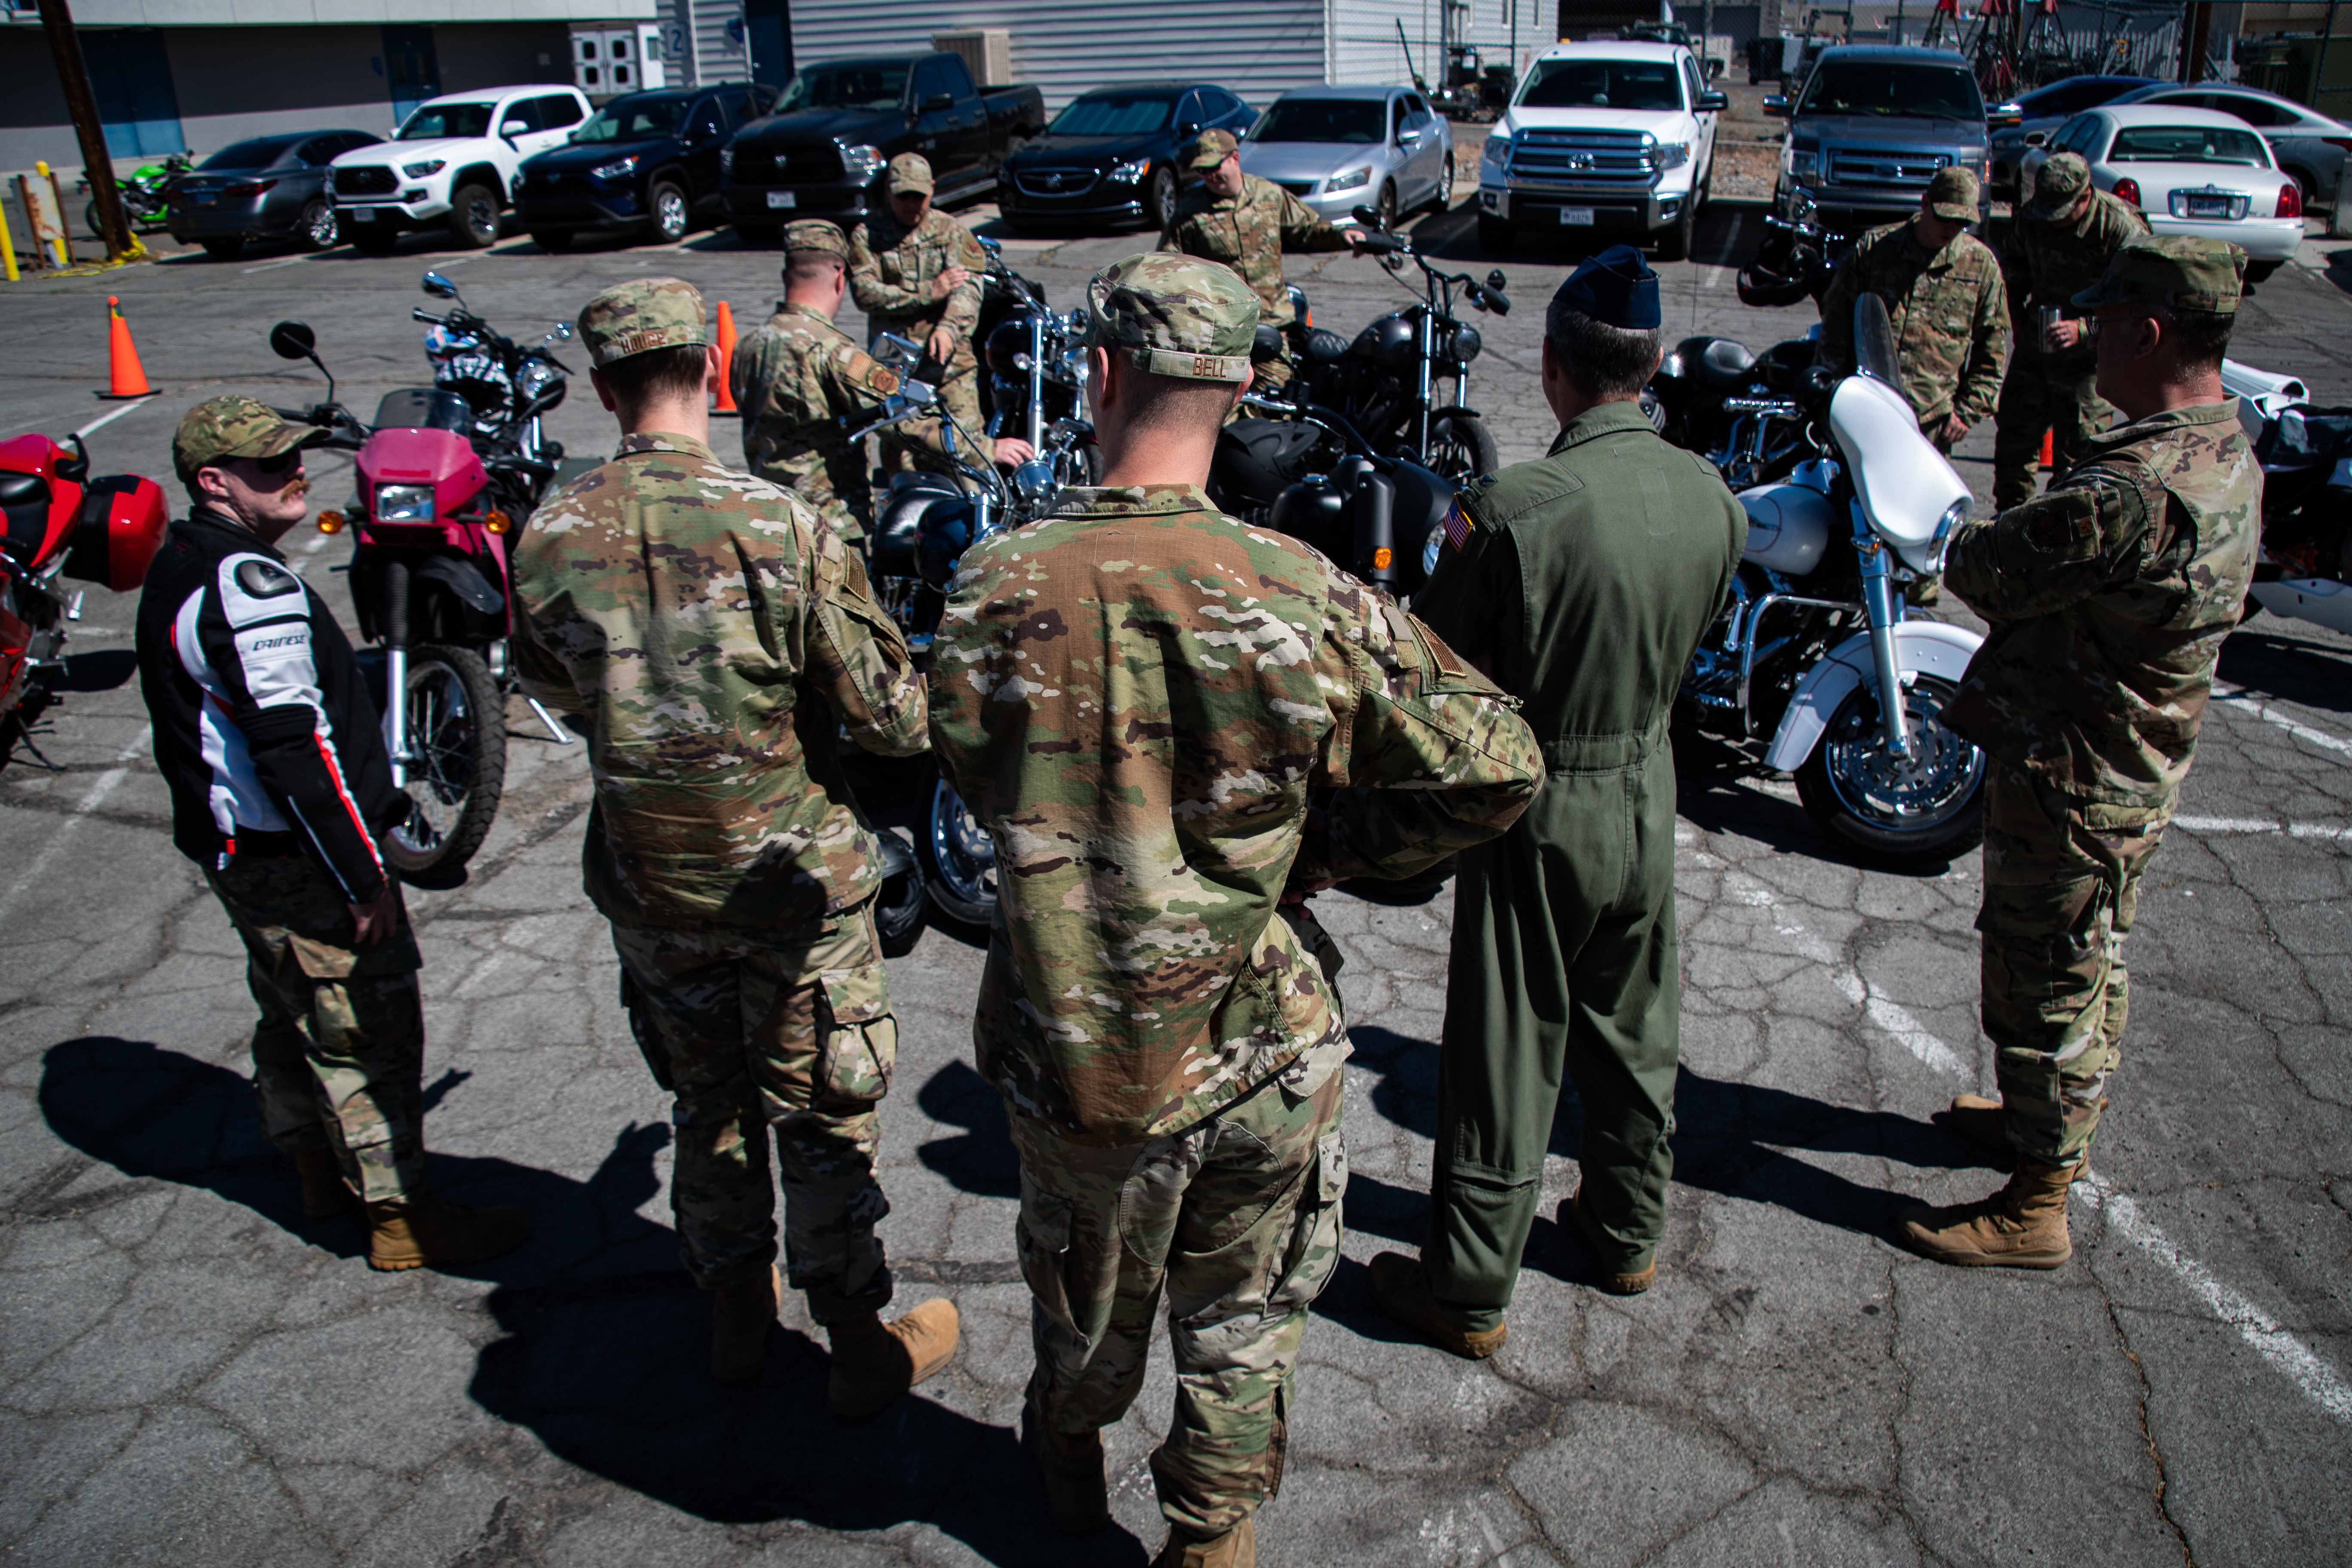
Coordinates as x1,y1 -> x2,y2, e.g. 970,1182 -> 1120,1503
2039,305 -> 2065,351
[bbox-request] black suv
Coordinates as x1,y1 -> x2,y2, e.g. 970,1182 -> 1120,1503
514,84 -> 777,249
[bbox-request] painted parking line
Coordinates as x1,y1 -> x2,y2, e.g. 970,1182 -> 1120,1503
71,399 -> 152,441
1703,212 -> 1746,289
241,255 -> 310,274
2174,815 -> 2352,841
0,728 -> 152,924
2214,688 -> 2352,759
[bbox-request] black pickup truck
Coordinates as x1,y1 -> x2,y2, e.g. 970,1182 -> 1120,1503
720,52 -> 1045,240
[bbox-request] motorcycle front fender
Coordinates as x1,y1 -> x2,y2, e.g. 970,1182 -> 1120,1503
2249,576 -> 2352,638
1762,619 -> 1982,773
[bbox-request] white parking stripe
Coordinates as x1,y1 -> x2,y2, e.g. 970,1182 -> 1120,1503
2175,815 -> 2352,841
1702,212 -> 1746,289
0,729 -> 152,923
241,255 -> 309,274
71,400 -> 150,441
2215,690 -> 2352,758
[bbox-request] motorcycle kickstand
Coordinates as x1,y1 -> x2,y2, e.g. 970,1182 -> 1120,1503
525,696 -> 577,744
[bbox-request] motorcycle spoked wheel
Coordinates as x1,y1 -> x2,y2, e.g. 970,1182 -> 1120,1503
1423,411 -> 1501,488
920,777 -> 998,928
384,644 -> 508,882
1793,671 -> 1986,868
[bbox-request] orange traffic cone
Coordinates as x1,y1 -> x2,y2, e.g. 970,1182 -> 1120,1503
713,299 -> 738,414
98,296 -> 155,400
2037,429 -> 2055,470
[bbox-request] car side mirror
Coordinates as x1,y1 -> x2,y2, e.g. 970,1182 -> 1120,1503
2025,131 -> 2048,147
268,320 -> 317,360
1175,120 -> 1201,136
1988,101 -> 2025,128
1763,95 -> 1789,117
1698,90 -> 1728,112
499,119 -> 529,139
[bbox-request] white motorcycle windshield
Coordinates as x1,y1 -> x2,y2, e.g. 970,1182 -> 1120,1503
1828,374 -> 1970,552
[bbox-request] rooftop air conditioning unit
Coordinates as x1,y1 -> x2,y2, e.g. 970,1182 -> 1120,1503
934,28 -> 1012,87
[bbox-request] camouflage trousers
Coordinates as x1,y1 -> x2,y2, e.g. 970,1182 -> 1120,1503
1992,348 -> 2111,510
1978,762 -> 2170,1167
611,898 -> 898,1318
1009,1046 -> 1348,1539
205,854 -> 426,1204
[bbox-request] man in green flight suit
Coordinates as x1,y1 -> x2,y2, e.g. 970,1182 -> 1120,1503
1372,246 -> 1745,1354
1900,237 -> 2260,1269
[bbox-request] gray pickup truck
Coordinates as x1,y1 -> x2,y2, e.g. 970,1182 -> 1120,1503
1766,45 -> 1991,236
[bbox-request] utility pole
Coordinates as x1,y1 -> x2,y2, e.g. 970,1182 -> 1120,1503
37,0 -> 134,262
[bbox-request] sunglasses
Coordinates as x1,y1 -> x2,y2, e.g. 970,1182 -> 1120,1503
247,448 -> 305,476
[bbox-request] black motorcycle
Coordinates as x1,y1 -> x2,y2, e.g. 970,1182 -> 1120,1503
1736,196 -> 1846,308
1644,328 -> 1822,493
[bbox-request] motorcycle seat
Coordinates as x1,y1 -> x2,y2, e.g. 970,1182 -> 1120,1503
1693,339 -> 1758,390
0,470 -> 52,564
1304,327 -> 1351,362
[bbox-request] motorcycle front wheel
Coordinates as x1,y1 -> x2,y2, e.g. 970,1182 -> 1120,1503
920,778 -> 998,928
1793,671 -> 1985,868
1424,411 -> 1501,488
384,644 -> 508,882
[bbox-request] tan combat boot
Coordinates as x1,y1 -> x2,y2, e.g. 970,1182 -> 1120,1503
1937,1092 -> 2011,1156
292,1147 -> 350,1219
1153,1518 -> 1254,1568
827,1298 -> 960,1423
1023,1386 -> 1109,1535
709,1265 -> 780,1386
1896,1158 -> 2074,1269
364,1188 -> 531,1272
1368,1251 -> 1507,1359
1570,1188 -> 1656,1296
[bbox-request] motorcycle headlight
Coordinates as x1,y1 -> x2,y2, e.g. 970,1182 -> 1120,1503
1925,497 -> 1971,574
401,159 -> 445,180
1326,165 -> 1371,192
1110,157 -> 1152,183
516,359 -> 562,400
842,143 -> 885,183
592,155 -> 641,181
375,483 -> 436,523
1012,458 -> 1057,502
1481,134 -> 1509,168
1422,528 -> 1445,578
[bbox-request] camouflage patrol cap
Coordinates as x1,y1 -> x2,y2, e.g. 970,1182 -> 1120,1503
1924,165 -> 1980,222
173,394 -> 326,488
1182,128 -> 1239,172
1087,252 -> 1259,381
577,277 -> 708,368
2026,152 -> 2094,220
2072,233 -> 2246,315
887,152 -> 934,194
782,219 -> 850,259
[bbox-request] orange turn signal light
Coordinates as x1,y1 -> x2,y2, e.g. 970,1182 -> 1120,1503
483,510 -> 512,534
1372,546 -> 1393,570
315,511 -> 344,533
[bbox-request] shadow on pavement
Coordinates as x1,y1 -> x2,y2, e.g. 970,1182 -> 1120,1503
916,1059 -> 1021,1199
35,1036 -> 1142,1565
2218,622 -> 2352,717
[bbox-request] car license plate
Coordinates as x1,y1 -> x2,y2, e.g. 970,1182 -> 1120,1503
1558,206 -> 1596,226
195,194 -> 217,206
765,190 -> 796,210
350,206 -> 385,222
2185,192 -> 2231,218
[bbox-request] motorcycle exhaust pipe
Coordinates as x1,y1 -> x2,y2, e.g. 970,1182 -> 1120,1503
1350,468 -> 1400,594
383,559 -> 411,789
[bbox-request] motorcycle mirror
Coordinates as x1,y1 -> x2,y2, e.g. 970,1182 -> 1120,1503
1486,269 -> 1507,294
1048,416 -> 1095,445
421,272 -> 461,300
1351,204 -> 1385,229
268,320 -> 317,361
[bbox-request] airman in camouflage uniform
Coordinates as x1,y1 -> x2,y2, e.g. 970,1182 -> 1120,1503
731,219 -> 970,544
848,153 -> 998,469
1157,128 -> 1364,395
1901,237 -> 2260,1271
1994,152 -> 2151,507
929,253 -> 1543,1565
1817,166 -> 2008,450
511,278 -> 960,1406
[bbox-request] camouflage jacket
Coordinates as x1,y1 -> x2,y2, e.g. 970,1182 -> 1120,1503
510,432 -> 930,928
929,483 -> 1544,1147
2001,188 -> 2150,360
848,208 -> 987,337
1817,221 -> 2009,427
1942,398 -> 2259,804
1158,174 -> 1350,326
729,300 -> 947,540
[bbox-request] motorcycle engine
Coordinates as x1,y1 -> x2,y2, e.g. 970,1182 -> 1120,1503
1209,419 -> 1327,522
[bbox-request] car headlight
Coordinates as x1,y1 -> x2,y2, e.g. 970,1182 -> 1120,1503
720,147 -> 735,175
1106,157 -> 1150,183
1790,148 -> 1819,184
1482,134 -> 1509,168
375,483 -> 436,523
592,155 -> 641,180
1327,165 -> 1371,192
1656,140 -> 1691,171
843,143 -> 884,182
401,159 -> 445,180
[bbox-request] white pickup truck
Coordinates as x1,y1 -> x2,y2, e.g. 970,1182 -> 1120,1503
328,85 -> 591,253
1476,40 -> 1726,259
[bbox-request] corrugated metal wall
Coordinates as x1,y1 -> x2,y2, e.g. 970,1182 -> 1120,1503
675,0 -> 753,86
784,0 -> 1327,112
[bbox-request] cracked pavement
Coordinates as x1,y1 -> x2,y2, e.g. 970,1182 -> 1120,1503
3,200 -> 2348,1566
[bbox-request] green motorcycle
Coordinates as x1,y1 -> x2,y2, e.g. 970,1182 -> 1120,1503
81,154 -> 189,238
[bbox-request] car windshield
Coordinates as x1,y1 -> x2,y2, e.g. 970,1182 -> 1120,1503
199,137 -> 293,171
573,98 -> 688,143
1519,59 -> 1682,113
398,103 -> 494,140
1253,99 -> 1386,144
777,62 -> 910,113
1047,92 -> 1176,136
1799,62 -> 1984,120
2108,124 -> 2270,165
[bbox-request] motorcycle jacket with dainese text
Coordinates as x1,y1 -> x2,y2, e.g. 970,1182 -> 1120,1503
135,506 -> 401,902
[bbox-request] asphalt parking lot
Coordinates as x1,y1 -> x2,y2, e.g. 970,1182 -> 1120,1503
3,195 -> 2350,1567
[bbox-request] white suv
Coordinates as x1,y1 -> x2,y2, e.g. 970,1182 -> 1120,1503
329,86 -> 590,252
1477,40 -> 1724,259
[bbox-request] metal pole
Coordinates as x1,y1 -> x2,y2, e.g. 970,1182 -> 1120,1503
37,0 -> 134,262
2316,0 -> 2342,119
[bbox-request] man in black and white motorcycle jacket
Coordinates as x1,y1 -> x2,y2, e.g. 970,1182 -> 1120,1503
134,394 -> 528,1272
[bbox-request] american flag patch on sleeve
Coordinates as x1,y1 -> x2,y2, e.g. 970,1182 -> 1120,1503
1441,499 -> 1473,552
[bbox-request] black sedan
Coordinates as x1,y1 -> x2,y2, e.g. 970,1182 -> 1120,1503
165,130 -> 381,259
513,84 -> 777,249
1988,74 -> 2157,202
997,82 -> 1256,232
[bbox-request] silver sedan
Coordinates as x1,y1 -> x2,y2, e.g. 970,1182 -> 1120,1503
1238,85 -> 1455,227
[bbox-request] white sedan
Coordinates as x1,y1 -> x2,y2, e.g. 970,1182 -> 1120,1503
2021,104 -> 2304,280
